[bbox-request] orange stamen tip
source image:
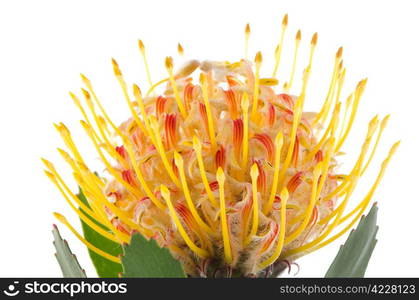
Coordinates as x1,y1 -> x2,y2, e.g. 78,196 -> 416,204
255,51 -> 262,64
336,47 -> 343,58
165,56 -> 174,70
311,32 -> 318,45
282,14 -> 288,26
111,58 -> 122,76
296,30 -> 302,41
177,43 -> 184,55
81,88 -> 90,99
133,83 -> 141,96
138,39 -> 145,52
245,23 -> 251,34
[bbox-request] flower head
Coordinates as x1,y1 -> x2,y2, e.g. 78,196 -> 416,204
43,15 -> 398,277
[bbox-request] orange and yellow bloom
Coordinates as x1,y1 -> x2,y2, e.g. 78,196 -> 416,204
43,15 -> 398,277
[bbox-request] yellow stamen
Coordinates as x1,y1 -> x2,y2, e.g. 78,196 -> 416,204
287,141 -> 399,257
52,153 -> 113,231
111,58 -> 147,134
272,14 -> 288,77
320,117 -> 379,222
121,135 -> 166,210
160,185 -> 209,258
313,47 -> 343,126
80,74 -> 124,138
245,23 -> 251,58
173,151 -> 214,234
200,73 -> 217,149
148,116 -> 181,187
43,161 -> 110,232
251,51 -> 262,120
284,162 -> 322,245
45,171 -> 119,243
284,30 -> 301,92
361,115 -> 390,176
177,43 -> 184,56
308,32 -> 318,69
138,39 -> 153,88
54,123 -> 84,165
337,93 -> 353,141
165,56 -> 187,118
78,166 -> 153,238
54,212 -> 121,263
319,66 -> 345,126
245,163 -> 260,245
192,136 -> 217,207
68,92 -> 99,141
132,84 -> 157,146
335,78 -> 368,152
277,93 -> 305,189
258,187 -> 289,269
264,132 -> 284,214
80,89 -> 128,168
296,125 -> 377,245
304,101 -> 341,164
145,77 -> 169,97
315,138 -> 336,200
80,121 -> 143,198
241,93 -> 250,169
283,174 -> 358,258
216,167 -> 232,264
338,141 -> 399,225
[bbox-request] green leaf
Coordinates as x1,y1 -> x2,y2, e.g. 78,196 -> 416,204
121,233 -> 186,278
77,190 -> 123,278
52,225 -> 87,278
325,204 -> 379,278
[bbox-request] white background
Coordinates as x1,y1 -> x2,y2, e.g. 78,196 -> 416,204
0,0 -> 418,277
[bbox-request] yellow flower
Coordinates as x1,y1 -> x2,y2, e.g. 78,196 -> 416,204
43,14 -> 399,277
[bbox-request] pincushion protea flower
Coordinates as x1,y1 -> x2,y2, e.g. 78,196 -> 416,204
43,14 -> 398,278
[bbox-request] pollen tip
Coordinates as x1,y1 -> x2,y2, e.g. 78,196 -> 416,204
44,170 -> 55,180
280,187 -> 289,200
241,92 -> 249,109
336,47 -> 343,58
133,83 -> 141,96
250,163 -> 259,178
173,151 -> 183,166
216,167 -> 225,183
177,43 -> 184,55
275,131 -> 284,146
311,32 -> 318,45
245,23 -> 251,34
81,88 -> 90,99
392,140 -> 401,152
80,73 -> 89,83
160,184 -> 170,199
282,14 -> 288,26
199,72 -> 206,85
111,58 -> 122,76
313,162 -> 323,177
296,29 -> 302,41
165,56 -> 174,70
53,212 -> 67,223
255,51 -> 262,64
192,135 -> 202,151
138,39 -> 145,52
